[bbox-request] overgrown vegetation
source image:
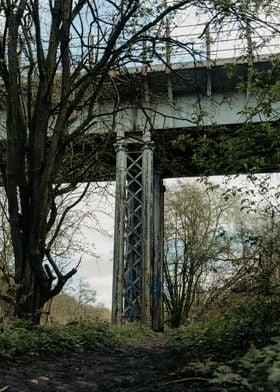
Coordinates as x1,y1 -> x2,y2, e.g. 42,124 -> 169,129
0,321 -> 161,364
1,315 -> 280,391
162,295 -> 280,390
111,323 -> 157,345
167,317 -> 280,391
0,321 -> 118,363
161,176 -> 280,390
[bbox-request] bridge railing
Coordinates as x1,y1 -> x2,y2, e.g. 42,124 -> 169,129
120,19 -> 280,70
169,21 -> 280,62
2,8 -> 280,74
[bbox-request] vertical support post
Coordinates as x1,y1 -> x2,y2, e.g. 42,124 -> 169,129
124,147 -> 143,321
152,173 -> 165,332
112,133 -> 126,324
205,24 -> 212,98
246,21 -> 253,100
112,66 -> 164,329
165,12 -> 174,129
112,132 -> 164,329
142,136 -> 153,326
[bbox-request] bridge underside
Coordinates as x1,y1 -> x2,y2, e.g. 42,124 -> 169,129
62,120 -> 280,183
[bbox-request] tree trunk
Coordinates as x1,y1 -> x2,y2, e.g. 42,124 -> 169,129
14,257 -> 48,324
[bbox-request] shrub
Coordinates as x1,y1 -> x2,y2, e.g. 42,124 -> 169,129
170,293 -> 280,355
211,337 -> 280,391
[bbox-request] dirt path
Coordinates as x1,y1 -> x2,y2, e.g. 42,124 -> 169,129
0,338 -> 212,391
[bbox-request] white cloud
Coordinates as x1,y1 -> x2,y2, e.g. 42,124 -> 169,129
87,275 -> 112,310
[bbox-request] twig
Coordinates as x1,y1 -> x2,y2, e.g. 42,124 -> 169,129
162,377 -> 209,385
0,386 -> 10,392
75,255 -> 82,270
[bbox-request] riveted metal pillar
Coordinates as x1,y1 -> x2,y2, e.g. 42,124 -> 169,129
112,131 -> 164,330
124,146 -> 144,321
152,173 -> 165,332
112,131 -> 126,324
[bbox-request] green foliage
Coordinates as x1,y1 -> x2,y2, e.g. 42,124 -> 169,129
211,337 -> 280,391
111,323 -> 157,344
0,321 -> 118,364
168,332 -> 280,391
233,295 -> 280,346
0,322 -> 162,365
169,313 -> 240,353
168,296 -> 280,391
169,295 -> 280,354
172,122 -> 280,176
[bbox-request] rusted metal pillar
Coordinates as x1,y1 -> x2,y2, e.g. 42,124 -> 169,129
123,145 -> 144,321
152,173 -> 165,332
112,131 -> 126,324
112,131 -> 164,330
142,134 -> 153,326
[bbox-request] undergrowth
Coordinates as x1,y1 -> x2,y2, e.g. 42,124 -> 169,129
170,337 -> 280,391
1,300 -> 280,392
167,298 -> 280,391
0,320 -> 118,363
0,321 -> 159,364
110,322 -> 157,344
169,296 -> 280,355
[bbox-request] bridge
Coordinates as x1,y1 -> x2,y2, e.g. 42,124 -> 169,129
1,19 -> 279,331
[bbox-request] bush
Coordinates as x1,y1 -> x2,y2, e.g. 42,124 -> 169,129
169,293 -> 280,356
211,337 -> 280,391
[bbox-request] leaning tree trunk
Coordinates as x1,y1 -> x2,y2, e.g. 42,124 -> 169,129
14,248 -> 78,324
15,266 -> 46,324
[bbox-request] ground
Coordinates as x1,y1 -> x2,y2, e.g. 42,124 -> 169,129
0,336 -> 219,392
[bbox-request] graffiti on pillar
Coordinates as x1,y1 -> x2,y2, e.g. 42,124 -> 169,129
151,276 -> 164,298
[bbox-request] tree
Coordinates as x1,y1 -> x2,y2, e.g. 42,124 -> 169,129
163,175 -> 280,329
0,183 -> 110,322
164,181 -> 236,327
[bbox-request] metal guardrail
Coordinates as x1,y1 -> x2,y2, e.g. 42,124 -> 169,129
104,16 -> 280,69
5,12 -> 280,72
170,22 -> 280,61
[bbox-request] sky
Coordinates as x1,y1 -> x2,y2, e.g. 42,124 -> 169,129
78,208 -> 114,309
